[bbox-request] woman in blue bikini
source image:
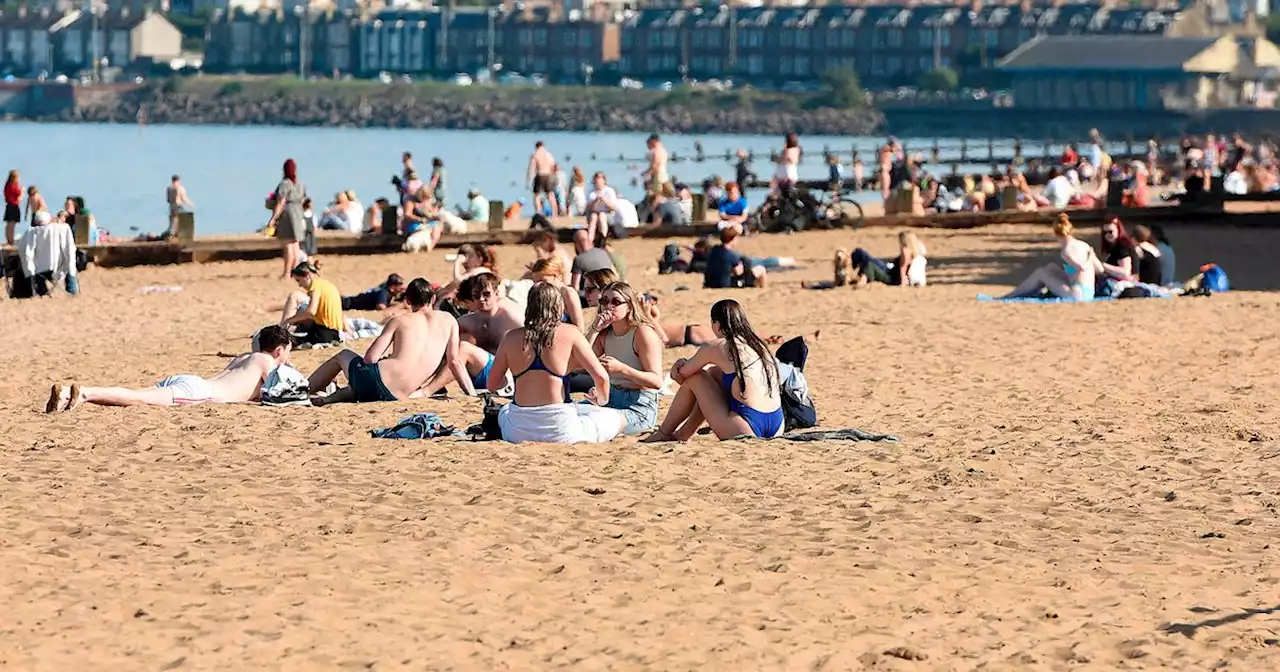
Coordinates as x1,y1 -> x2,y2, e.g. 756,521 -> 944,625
642,299 -> 784,442
1000,213 -> 1102,302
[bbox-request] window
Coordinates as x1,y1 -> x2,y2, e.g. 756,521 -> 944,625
561,57 -> 575,75
873,29 -> 886,48
749,29 -> 763,47
564,31 -> 577,47
534,57 -> 546,72
795,55 -> 809,75
780,56 -> 793,74
796,31 -> 809,49
887,56 -> 901,74
919,56 -> 931,72
535,29 -> 547,47
518,30 -> 531,47
707,30 -> 721,47
708,56 -> 721,72
581,31 -> 592,47
747,54 -> 763,74
663,29 -> 676,48
663,54 -> 676,70
781,31 -> 794,47
941,30 -> 951,47
647,55 -> 661,72
621,32 -> 633,48
871,54 -> 883,75
842,30 -> 854,48
619,56 -> 631,72
648,31 -> 662,48
918,28 -> 932,47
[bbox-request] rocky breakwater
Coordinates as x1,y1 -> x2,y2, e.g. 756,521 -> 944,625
59,78 -> 884,136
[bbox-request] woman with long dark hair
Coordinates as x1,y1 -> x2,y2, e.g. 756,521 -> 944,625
643,299 -> 784,441
266,158 -> 307,280
490,282 -> 623,444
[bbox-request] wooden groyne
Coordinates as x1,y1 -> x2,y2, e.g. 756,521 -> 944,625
77,200 -> 1280,270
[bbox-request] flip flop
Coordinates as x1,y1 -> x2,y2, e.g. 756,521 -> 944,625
67,384 -> 84,412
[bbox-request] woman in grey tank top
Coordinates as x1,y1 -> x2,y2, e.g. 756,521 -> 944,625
588,282 -> 664,435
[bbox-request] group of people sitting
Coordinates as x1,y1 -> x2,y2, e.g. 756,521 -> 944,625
47,229 -> 798,444
1002,214 -> 1176,301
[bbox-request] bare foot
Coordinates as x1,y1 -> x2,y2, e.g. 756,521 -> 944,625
640,430 -> 678,444
45,384 -> 65,413
310,396 -> 328,407
67,384 -> 84,412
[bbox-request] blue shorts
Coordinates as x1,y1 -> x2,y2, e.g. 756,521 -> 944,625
471,352 -> 494,390
348,358 -> 397,403
603,386 -> 659,435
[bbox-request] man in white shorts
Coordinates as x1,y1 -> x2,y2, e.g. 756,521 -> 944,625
46,326 -> 293,412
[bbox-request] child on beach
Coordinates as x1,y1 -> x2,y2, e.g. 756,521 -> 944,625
46,325 -> 293,412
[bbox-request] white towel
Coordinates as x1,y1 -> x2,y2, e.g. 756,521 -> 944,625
497,402 -> 623,444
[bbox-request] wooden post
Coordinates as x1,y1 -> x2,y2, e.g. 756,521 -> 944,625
72,215 -> 91,246
1001,186 -> 1020,211
380,204 -> 398,234
1125,134 -> 1134,160
959,137 -> 968,163
987,137 -> 995,163
1013,139 -> 1023,166
175,212 -> 196,242
1043,138 -> 1051,163
692,192 -> 707,222
488,200 -> 505,232
930,137 -> 940,165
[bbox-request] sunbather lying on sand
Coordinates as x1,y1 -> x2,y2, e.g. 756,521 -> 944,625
46,325 -> 293,412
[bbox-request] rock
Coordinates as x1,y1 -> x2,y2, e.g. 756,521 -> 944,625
883,646 -> 928,661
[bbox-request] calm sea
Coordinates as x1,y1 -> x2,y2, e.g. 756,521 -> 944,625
0,122 -> 1040,237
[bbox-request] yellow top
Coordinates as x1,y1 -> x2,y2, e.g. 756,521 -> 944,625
308,277 -> 343,331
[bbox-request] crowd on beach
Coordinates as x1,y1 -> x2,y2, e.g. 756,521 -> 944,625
24,125 -> 1246,445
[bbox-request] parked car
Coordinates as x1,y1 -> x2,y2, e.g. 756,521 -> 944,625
451,73 -> 474,86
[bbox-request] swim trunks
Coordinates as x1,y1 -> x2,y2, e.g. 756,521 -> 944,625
347,358 -> 398,403
471,351 -> 495,391
156,375 -> 214,405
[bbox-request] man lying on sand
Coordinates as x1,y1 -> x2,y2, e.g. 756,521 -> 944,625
47,325 -> 293,412
307,278 -> 474,405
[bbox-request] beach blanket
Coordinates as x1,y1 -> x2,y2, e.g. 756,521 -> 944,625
977,294 -> 1112,304
370,413 -> 463,439
776,428 -> 900,443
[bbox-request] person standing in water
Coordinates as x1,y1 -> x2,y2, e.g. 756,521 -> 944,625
644,134 -> 670,191
166,174 -> 194,238
527,141 -> 560,217
4,170 -> 22,245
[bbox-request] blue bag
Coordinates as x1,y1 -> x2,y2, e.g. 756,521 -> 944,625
1201,264 -> 1230,293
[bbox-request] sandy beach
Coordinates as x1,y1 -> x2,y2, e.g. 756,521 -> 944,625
3,223 -> 1279,670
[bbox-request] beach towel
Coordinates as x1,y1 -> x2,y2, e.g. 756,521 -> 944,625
977,294 -> 1112,304
777,428 -> 900,442
261,365 -> 312,406
370,413 -> 462,439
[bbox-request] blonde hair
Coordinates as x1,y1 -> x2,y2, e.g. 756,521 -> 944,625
529,256 -> 565,283
1052,213 -> 1073,237
601,282 -> 660,335
899,231 -> 925,255
523,282 -> 564,353
583,268 -> 619,292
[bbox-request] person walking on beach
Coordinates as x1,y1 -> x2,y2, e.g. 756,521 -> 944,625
527,141 -> 560,217
307,278 -> 475,406
428,157 -> 447,207
266,158 -> 307,280
4,170 -> 22,245
644,134 -> 670,190
166,174 -> 194,238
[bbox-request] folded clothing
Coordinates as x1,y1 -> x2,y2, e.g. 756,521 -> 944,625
371,413 -> 459,439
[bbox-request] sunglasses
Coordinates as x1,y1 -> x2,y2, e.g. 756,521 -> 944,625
599,297 -> 627,308
475,290 -> 495,299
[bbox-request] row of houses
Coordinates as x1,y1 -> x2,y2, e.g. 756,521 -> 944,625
0,6 -> 182,76
200,1 -> 1254,84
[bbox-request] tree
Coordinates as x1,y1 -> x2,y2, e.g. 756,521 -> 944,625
817,68 -> 865,109
917,67 -> 959,93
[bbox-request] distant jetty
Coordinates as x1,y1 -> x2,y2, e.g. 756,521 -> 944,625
42,77 -> 885,136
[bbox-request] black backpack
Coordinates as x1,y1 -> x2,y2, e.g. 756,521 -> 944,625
775,337 -> 817,431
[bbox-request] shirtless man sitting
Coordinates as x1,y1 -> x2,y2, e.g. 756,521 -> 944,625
307,278 -> 474,406
456,273 -> 523,354
410,276 -> 520,399
47,325 -> 293,412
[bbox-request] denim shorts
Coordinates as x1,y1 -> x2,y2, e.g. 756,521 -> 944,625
604,386 -> 659,435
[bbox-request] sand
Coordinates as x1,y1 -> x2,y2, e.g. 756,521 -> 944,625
3,223 -> 1279,670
